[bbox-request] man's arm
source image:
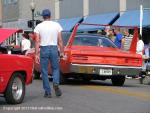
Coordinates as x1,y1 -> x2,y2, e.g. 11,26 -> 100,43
58,32 -> 64,57
35,33 -> 40,54
34,33 -> 40,63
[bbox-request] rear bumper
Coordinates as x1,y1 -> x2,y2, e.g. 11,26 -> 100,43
70,64 -> 142,76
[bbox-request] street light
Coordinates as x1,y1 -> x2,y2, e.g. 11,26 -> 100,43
30,0 -> 36,32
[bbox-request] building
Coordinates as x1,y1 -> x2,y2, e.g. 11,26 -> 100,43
1,0 -> 54,30
0,0 -> 150,31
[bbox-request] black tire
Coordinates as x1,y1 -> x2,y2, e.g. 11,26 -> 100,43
4,73 -> 25,104
60,73 -> 66,85
34,70 -> 41,79
111,76 -> 125,86
139,77 -> 144,84
142,76 -> 150,85
82,77 -> 91,83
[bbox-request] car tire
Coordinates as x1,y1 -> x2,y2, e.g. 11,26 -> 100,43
60,73 -> 66,85
82,77 -> 91,83
34,70 -> 41,79
4,73 -> 25,104
142,76 -> 150,85
111,76 -> 125,86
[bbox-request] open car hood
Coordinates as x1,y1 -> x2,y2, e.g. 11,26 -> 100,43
0,28 -> 22,44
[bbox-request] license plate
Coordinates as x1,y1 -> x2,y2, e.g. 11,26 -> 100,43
99,69 -> 112,75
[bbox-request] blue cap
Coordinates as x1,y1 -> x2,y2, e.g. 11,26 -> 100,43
41,9 -> 51,17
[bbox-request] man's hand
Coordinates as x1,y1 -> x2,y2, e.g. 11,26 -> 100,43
60,52 -> 64,58
60,52 -> 67,60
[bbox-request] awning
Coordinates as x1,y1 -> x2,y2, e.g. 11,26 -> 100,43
78,12 -> 119,31
0,28 -> 22,44
114,10 -> 150,27
57,17 -> 83,31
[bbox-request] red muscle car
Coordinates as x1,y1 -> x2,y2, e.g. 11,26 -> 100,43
27,23 -> 142,86
0,28 -> 34,104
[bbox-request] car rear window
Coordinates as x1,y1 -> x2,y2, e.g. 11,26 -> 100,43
73,35 -> 117,48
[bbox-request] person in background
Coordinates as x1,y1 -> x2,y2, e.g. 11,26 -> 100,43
123,29 -> 133,51
21,33 -> 31,55
136,35 -> 144,55
136,35 -> 147,81
104,26 -> 110,36
108,29 -> 115,42
29,32 -> 36,48
34,9 -> 64,98
100,29 -> 107,35
143,39 -> 150,58
114,28 -> 124,49
144,46 -> 150,59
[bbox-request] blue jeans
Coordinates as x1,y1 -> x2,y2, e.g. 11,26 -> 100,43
40,46 -> 60,94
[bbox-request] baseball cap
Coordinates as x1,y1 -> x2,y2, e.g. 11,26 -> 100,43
41,9 -> 51,17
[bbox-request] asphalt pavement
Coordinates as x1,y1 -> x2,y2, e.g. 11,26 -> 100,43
0,79 -> 150,113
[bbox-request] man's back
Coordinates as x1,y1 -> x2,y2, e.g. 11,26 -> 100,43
34,21 -> 62,46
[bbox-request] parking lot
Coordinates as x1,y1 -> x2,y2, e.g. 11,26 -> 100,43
0,79 -> 150,113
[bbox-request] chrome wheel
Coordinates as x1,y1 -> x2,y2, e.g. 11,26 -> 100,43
5,73 -> 25,104
12,77 -> 23,100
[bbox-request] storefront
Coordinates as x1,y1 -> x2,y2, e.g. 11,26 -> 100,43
114,10 -> 150,45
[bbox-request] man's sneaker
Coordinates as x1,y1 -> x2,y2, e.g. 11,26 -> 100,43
44,92 -> 52,98
53,84 -> 62,97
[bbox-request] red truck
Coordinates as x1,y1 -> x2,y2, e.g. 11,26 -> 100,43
0,28 -> 34,104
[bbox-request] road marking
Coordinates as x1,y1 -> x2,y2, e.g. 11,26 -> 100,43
80,85 -> 150,101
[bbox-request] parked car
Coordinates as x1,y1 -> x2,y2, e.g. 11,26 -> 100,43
0,28 -> 34,104
27,24 -> 142,86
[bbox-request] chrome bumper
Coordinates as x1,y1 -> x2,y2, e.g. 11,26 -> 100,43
70,64 -> 142,76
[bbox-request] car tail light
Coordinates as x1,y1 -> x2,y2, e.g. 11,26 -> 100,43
70,55 -> 89,63
71,55 -> 88,61
125,58 -> 142,66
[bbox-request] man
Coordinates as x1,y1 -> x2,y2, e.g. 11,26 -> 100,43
145,46 -> 150,58
114,28 -> 124,49
34,9 -> 64,98
136,35 -> 144,55
123,29 -> 133,51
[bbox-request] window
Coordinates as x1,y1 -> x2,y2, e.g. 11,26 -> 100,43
73,35 -> 117,48
3,0 -> 18,5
